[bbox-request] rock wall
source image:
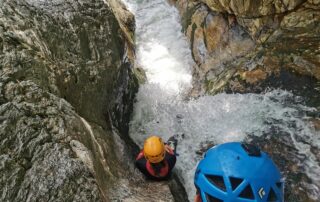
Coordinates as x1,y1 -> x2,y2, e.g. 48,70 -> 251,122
172,0 -> 319,97
0,0 -> 174,201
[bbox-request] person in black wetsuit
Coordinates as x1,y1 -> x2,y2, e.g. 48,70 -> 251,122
135,135 -> 177,180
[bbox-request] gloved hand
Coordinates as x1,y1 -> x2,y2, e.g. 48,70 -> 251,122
167,136 -> 178,156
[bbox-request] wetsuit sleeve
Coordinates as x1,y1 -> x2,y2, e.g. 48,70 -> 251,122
135,150 -> 149,176
194,188 -> 202,202
164,146 -> 176,171
194,193 -> 202,202
135,157 -> 148,175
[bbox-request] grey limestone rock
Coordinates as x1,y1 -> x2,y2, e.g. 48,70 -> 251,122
0,0 -> 145,201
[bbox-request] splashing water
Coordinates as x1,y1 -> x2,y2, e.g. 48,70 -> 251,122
123,0 -> 193,95
122,0 -> 320,200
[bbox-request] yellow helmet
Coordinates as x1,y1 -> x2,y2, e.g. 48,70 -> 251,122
143,136 -> 165,163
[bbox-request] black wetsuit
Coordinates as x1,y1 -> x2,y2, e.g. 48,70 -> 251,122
135,146 -> 176,181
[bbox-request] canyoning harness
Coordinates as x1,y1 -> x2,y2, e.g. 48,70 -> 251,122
135,144 -> 177,180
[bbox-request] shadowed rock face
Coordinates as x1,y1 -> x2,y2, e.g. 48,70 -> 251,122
0,0 -> 175,201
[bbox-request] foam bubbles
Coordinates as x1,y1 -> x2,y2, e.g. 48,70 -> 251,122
123,0 -> 193,94
131,89 -> 320,200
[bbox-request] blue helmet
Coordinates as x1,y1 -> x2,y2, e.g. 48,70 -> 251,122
194,142 -> 284,202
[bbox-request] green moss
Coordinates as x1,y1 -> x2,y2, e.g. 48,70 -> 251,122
79,27 -> 91,60
205,68 -> 237,95
190,23 -> 197,62
133,67 -> 147,84
0,36 -> 3,54
181,4 -> 198,33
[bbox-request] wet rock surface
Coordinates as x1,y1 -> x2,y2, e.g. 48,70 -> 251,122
173,0 -> 319,97
0,0 -> 176,201
248,133 -> 319,202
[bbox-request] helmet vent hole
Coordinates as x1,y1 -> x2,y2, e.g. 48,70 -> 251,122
230,177 -> 243,190
205,175 -> 226,192
239,184 -> 254,199
206,193 -> 223,202
241,143 -> 261,157
276,182 -> 282,189
267,188 -> 278,202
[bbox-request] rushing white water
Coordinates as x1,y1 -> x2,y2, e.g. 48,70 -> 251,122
123,0 -> 320,200
123,0 -> 193,95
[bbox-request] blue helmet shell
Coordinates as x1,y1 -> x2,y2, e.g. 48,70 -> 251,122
194,142 -> 284,202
